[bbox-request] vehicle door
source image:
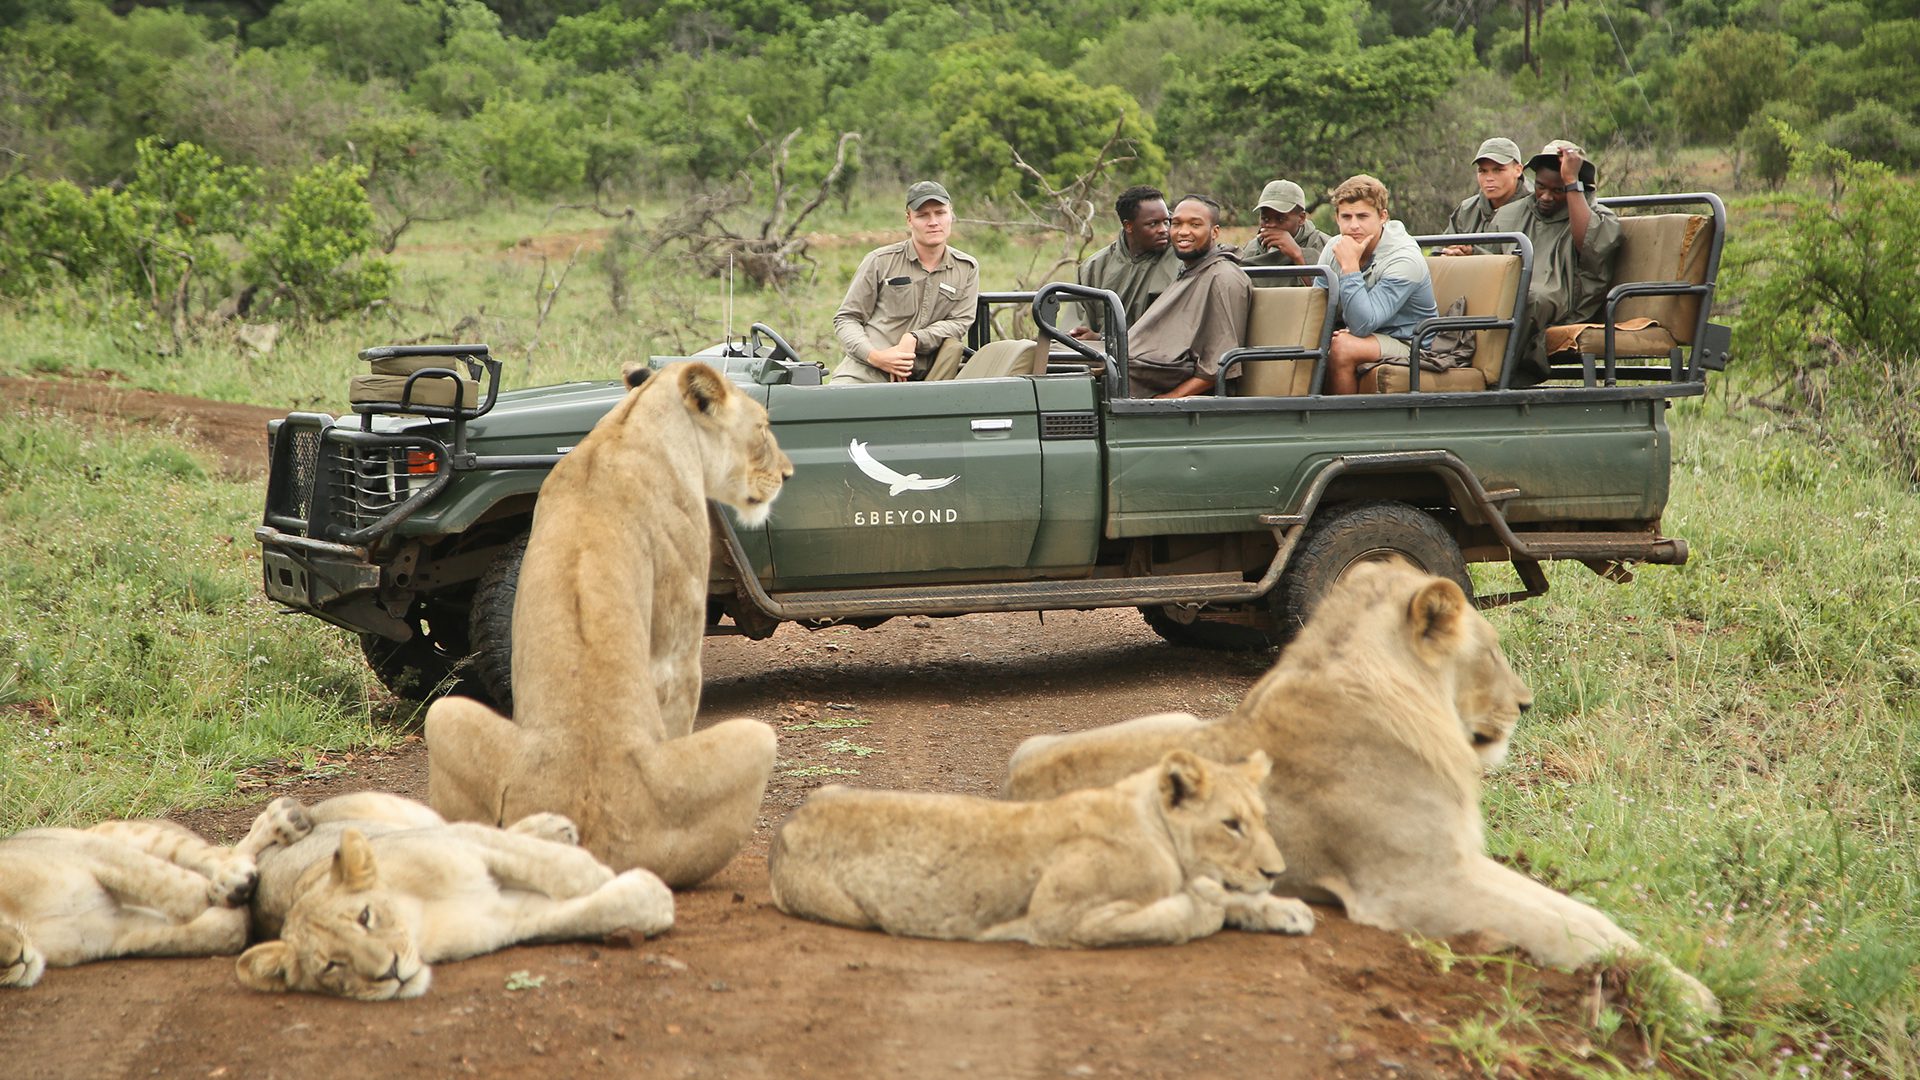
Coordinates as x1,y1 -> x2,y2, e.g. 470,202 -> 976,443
762,378 -> 1044,587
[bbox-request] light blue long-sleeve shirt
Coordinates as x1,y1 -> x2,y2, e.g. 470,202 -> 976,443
1316,220 -> 1437,342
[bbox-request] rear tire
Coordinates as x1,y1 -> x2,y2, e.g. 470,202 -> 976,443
467,530 -> 528,717
1272,500 -> 1470,635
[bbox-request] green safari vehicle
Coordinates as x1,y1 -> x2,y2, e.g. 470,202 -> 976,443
256,195 -> 1730,711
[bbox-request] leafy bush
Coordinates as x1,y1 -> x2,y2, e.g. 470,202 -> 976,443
934,67 -> 1164,201
244,158 -> 393,320
1740,103 -> 1813,190
1820,100 -> 1920,169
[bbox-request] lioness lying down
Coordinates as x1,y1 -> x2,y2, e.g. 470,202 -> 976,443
770,750 -> 1313,947
1005,561 -> 1716,1012
236,793 -> 672,1000
1,811 -> 296,988
428,361 -> 793,888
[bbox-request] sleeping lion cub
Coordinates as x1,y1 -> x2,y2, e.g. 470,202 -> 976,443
236,793 -> 673,1000
429,361 -> 792,888
770,750 -> 1313,947
1006,560 -> 1716,1013
1,812 -> 297,988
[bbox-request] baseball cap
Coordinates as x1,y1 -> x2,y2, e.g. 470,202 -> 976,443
1255,179 -> 1307,214
1525,140 -> 1598,186
1472,137 -> 1522,165
906,180 -> 952,210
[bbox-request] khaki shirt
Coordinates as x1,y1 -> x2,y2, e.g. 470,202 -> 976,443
1076,234 -> 1180,334
1445,184 -> 1531,237
832,241 -> 980,382
1489,195 -> 1623,326
1126,246 -> 1251,396
1237,219 -> 1331,285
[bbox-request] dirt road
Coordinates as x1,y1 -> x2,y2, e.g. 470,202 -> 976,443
3,376 -> 1620,1079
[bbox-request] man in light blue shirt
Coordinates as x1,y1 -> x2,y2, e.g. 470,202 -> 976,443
1316,174 -> 1437,395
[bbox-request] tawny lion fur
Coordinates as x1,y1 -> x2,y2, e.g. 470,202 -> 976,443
427,361 -> 793,887
237,792 -> 672,1001
1005,560 -> 1716,1012
1,811 -> 297,988
770,749 -> 1314,947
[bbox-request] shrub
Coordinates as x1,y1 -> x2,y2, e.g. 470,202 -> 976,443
244,158 -> 393,320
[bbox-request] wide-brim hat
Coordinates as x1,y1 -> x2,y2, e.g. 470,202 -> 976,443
1525,140 -> 1598,186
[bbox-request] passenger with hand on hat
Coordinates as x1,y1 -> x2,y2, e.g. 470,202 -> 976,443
1438,138 -> 1531,256
1489,140 -> 1623,387
1237,179 -> 1330,286
831,180 -> 980,384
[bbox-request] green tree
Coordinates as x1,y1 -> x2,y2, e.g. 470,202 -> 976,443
1821,101 -> 1920,169
934,66 -> 1164,201
245,157 -> 394,320
1670,25 -> 1796,145
1740,103 -> 1812,190
1166,31 -> 1471,207
248,0 -> 447,83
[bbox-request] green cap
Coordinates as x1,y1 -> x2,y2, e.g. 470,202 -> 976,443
1473,137 -> 1522,165
906,180 -> 952,210
1255,179 -> 1307,213
1526,140 -> 1597,186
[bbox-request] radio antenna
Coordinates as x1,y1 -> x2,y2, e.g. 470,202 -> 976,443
724,252 -> 736,351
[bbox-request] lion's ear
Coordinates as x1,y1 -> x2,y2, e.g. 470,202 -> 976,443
1158,749 -> 1213,809
679,362 -> 732,416
1239,750 -> 1273,783
1407,578 -> 1469,654
235,942 -> 297,992
621,362 -> 652,388
331,829 -> 380,892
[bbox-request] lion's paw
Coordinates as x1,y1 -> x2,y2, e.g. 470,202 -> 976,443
203,856 -> 260,908
507,812 -> 579,846
1226,894 -> 1316,936
604,870 -> 675,937
261,797 -> 314,846
1188,877 -> 1232,907
1,924 -> 46,989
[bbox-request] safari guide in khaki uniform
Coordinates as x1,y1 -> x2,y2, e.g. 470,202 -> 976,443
831,181 -> 980,384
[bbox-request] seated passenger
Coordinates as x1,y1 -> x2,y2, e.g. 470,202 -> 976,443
1438,137 -> 1530,256
831,180 -> 980,384
1488,140 -> 1623,387
1070,185 -> 1178,339
1318,175 -> 1438,395
1125,195 -> 1252,399
1237,179 -> 1330,286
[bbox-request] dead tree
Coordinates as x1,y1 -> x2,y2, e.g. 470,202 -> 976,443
650,124 -> 860,288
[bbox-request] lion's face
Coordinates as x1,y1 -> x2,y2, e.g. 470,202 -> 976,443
675,364 -> 793,527
1157,750 -> 1285,895
1452,611 -> 1531,769
235,830 -> 429,1001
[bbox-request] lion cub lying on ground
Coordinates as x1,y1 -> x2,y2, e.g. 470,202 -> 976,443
1,811 -> 297,988
429,361 -> 792,888
1006,560 -> 1716,1012
770,750 -> 1313,947
236,792 -> 673,1000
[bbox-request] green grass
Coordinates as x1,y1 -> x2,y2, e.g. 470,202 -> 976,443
0,415 -> 403,826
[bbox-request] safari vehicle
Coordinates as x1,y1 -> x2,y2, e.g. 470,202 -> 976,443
257,193 -> 1729,709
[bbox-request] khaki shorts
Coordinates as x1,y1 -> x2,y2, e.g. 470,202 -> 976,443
1372,333 -> 1411,360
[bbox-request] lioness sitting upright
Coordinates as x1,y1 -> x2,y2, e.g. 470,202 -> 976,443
770,749 -> 1313,947
427,361 -> 792,887
1,811 -> 298,988
1005,560 -> 1716,1012
237,793 -> 673,1001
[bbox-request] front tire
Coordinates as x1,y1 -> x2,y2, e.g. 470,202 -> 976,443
466,531 -> 528,717
359,603 -> 481,705
1272,500 -> 1470,635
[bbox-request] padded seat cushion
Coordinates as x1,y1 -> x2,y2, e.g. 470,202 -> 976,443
1238,288 -> 1327,396
368,355 -> 476,376
1362,365 -> 1490,394
956,338 -> 1044,380
1609,214 -> 1713,344
349,372 -> 482,409
1424,253 -> 1522,387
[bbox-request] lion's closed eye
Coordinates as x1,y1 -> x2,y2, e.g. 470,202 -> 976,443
1223,818 -> 1244,835
358,907 -> 372,929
